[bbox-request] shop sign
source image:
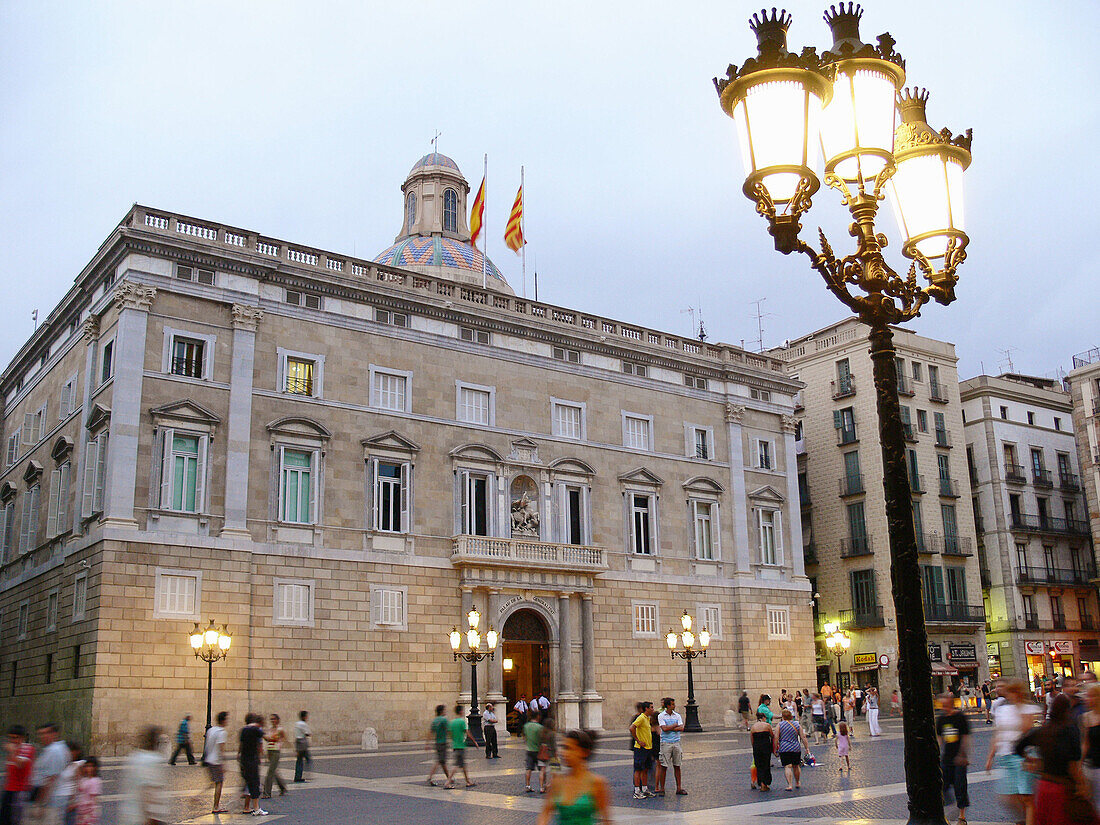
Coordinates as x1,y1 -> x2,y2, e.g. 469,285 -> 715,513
879,654 -> 890,668
928,643 -> 943,662
948,643 -> 977,663
852,652 -> 879,672
1051,640 -> 1074,655
987,643 -> 999,657
1024,641 -> 1046,656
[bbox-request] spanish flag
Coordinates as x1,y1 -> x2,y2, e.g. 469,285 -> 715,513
504,185 -> 524,253
469,177 -> 486,246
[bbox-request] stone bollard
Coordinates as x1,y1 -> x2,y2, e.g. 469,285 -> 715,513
361,728 -> 378,751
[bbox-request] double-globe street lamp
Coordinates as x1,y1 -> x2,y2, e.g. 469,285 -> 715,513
449,608 -> 498,748
666,610 -> 710,733
189,620 -> 232,732
824,622 -> 851,688
716,6 -> 971,824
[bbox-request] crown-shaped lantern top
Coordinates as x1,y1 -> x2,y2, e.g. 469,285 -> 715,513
823,3 -> 864,52
749,7 -> 793,57
895,87 -> 973,153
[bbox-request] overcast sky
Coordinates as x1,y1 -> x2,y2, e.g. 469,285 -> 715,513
1,1 -> 1097,380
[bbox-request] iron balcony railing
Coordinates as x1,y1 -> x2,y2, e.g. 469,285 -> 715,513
935,429 -> 951,448
897,374 -> 914,396
1060,472 -> 1081,492
1052,615 -> 1068,631
1015,566 -> 1097,587
909,473 -> 926,494
170,355 -> 204,378
928,534 -> 973,556
1033,469 -> 1054,488
903,423 -> 918,442
929,382 -> 948,403
916,532 -> 937,555
1004,463 -> 1027,484
836,425 -> 858,446
938,477 -> 961,498
839,474 -> 865,497
840,605 -> 885,628
925,603 -> 986,624
1022,612 -> 1040,630
832,377 -> 856,399
285,376 -> 314,395
1009,512 -> 1090,536
840,535 -> 873,558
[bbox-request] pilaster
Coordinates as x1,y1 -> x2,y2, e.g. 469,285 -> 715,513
220,304 -> 263,538
71,318 -> 100,535
726,403 -> 751,571
782,414 -> 805,578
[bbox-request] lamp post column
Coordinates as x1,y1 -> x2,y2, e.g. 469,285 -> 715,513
468,660 -> 484,747
683,656 -> 702,732
206,658 -> 213,732
870,323 -> 942,818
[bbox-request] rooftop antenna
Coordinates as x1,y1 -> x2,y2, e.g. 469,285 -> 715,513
997,347 -> 1018,374
750,298 -> 774,353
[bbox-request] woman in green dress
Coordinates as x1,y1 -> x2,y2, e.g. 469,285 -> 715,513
537,729 -> 612,825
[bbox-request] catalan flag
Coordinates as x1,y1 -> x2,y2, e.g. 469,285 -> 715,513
469,176 -> 486,246
504,185 -> 524,253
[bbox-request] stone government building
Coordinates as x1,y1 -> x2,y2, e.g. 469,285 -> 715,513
0,154 -> 814,751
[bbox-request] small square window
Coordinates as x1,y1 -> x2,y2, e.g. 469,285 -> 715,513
378,309 -> 410,328
176,265 -> 215,285
1000,406 -> 1009,420
767,606 -> 790,640
274,579 -> 314,627
286,290 -> 321,309
699,604 -> 722,639
371,586 -> 408,630
460,326 -> 490,344
371,367 -> 411,413
1054,417 -> 1062,431
750,388 -> 771,402
1027,411 -> 1035,425
553,347 -> 580,364
153,568 -> 201,620
457,383 -> 493,426
623,414 -> 652,451
684,375 -> 707,390
632,602 -> 658,637
552,400 -> 585,440
622,361 -> 647,377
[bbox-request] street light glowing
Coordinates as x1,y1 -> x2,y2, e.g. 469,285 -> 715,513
666,630 -> 678,650
449,627 -> 462,651
190,624 -> 203,649
699,628 -> 711,649
823,622 -> 838,635
682,630 -> 695,649
485,627 -> 498,650
467,609 -> 480,630
680,610 -> 692,632
503,657 -> 514,672
218,631 -> 232,651
467,629 -> 480,650
204,627 -> 219,646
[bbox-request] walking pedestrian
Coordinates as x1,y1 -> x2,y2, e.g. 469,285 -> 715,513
936,693 -> 971,825
985,679 -> 1037,825
120,727 -> 167,825
262,714 -> 287,799
2,726 -> 34,825
202,711 -> 229,814
444,705 -> 476,789
53,742 -> 82,825
854,686 -> 864,717
824,696 -> 838,739
757,695 -> 774,724
774,709 -> 809,791
72,759 -> 100,825
750,713 -> 776,792
866,688 -> 881,736
891,689 -> 900,716
1016,693 -> 1094,825
536,729 -> 611,825
655,697 -> 686,797
647,707 -> 661,792
538,717 -> 557,789
482,703 -> 499,759
981,681 -> 993,725
238,713 -> 267,816
169,716 -> 195,766
738,692 -> 752,730
1081,683 -> 1100,811
536,692 -> 551,716
426,705 -> 451,787
29,723 -> 67,825
523,710 -> 545,793
292,711 -> 311,783
811,694 -> 827,744
630,702 -> 654,800
836,721 -> 851,771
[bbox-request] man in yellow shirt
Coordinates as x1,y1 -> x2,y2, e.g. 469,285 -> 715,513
630,701 -> 655,800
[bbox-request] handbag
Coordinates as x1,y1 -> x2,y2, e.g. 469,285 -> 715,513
537,742 -> 552,762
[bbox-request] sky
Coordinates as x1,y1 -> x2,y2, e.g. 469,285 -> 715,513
1,0 -> 1097,380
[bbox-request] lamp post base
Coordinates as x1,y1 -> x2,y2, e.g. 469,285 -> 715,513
683,699 -> 703,733
467,711 -> 485,748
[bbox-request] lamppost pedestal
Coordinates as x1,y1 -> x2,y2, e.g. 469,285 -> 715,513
682,657 -> 703,733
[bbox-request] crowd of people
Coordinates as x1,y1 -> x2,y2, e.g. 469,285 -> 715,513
1,722 -> 101,825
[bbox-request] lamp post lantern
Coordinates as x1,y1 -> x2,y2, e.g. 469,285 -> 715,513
188,620 -> 232,732
823,622 -> 852,689
449,608 -> 498,748
716,7 -> 972,824
666,610 -> 710,732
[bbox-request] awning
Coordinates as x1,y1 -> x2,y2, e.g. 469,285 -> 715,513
852,662 -> 880,672
931,662 -> 959,675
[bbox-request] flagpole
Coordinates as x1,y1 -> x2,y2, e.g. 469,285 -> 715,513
482,153 -> 488,290
520,165 -> 526,299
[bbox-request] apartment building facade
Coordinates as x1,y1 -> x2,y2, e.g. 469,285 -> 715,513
961,373 -> 1096,686
1068,350 -> 1100,582
776,319 -> 988,695
0,154 -> 816,752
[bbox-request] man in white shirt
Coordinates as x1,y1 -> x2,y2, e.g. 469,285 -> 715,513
481,703 -> 499,759
294,711 -> 312,782
202,711 -> 229,814
536,693 -> 551,713
513,695 -> 529,732
30,723 -> 68,825
656,697 -> 686,797
121,726 -> 167,825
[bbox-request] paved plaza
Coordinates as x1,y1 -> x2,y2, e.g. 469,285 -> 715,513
96,712 -> 1016,824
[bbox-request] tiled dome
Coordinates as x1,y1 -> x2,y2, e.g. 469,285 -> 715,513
374,236 -> 506,284
409,153 -> 461,175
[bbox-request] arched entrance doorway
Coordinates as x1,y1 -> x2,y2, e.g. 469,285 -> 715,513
503,608 -> 551,733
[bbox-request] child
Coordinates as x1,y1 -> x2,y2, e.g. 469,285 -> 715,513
836,722 -> 851,772
75,757 -> 101,825
890,689 -> 900,716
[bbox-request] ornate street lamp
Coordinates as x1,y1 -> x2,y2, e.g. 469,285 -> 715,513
450,608 -> 498,747
717,7 -> 972,823
823,622 -> 852,688
666,610 -> 710,732
189,620 -> 232,732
